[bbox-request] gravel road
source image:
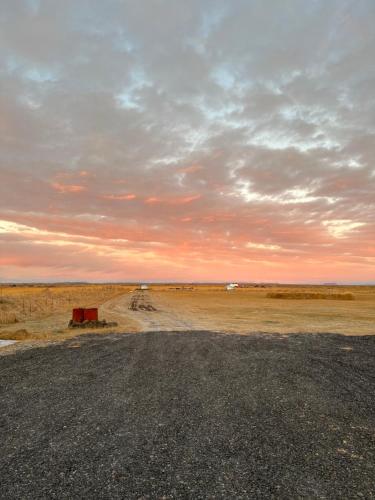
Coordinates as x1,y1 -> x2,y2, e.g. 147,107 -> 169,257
1,331 -> 375,499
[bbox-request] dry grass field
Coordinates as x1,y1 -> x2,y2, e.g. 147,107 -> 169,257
0,284 -> 139,342
141,284 -> 375,335
1,284 -> 375,345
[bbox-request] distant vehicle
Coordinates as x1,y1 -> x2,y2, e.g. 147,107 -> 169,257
226,283 -> 239,290
140,284 -> 149,290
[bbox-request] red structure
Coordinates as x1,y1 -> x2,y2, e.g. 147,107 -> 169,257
72,308 -> 85,323
72,308 -> 98,323
83,308 -> 98,321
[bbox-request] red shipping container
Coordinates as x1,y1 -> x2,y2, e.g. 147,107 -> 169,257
72,308 -> 85,323
83,308 -> 98,321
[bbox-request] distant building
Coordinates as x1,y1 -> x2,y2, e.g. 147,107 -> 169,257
140,284 -> 149,290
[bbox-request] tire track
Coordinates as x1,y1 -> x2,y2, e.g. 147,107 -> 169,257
102,290 -> 205,332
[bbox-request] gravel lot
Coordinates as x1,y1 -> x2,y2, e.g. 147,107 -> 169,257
1,331 -> 375,499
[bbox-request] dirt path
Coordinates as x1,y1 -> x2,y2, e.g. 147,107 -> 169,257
101,290 -> 206,332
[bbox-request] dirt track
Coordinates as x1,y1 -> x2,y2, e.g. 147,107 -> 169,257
1,331 -> 375,498
102,290 -> 206,332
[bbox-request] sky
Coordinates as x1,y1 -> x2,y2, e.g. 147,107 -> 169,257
0,0 -> 374,283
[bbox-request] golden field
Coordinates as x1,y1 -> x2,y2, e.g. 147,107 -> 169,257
0,284 -> 375,344
144,285 -> 375,335
0,284 -> 139,342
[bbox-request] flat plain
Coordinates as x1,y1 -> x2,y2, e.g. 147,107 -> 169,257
1,284 -> 375,347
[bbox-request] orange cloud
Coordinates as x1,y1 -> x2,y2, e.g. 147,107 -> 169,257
51,182 -> 87,193
145,195 -> 201,205
179,164 -> 203,174
102,193 -> 137,201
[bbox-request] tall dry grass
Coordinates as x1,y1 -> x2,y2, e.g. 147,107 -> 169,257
0,284 -> 132,324
0,312 -> 18,325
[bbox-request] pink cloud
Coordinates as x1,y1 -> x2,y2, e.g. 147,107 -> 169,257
51,182 -> 87,194
145,195 -> 201,205
179,164 -> 203,174
102,193 -> 137,201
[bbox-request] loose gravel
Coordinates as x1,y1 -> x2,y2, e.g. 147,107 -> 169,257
1,331 -> 375,499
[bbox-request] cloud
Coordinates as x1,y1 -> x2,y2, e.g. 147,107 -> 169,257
102,193 -> 137,201
51,183 -> 86,193
144,195 -> 201,205
322,220 -> 366,239
0,0 -> 374,282
245,242 -> 282,251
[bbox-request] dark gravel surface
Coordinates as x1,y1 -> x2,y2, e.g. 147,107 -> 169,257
1,331 -> 375,499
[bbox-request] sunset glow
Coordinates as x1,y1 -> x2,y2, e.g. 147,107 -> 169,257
1,1 -> 374,283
